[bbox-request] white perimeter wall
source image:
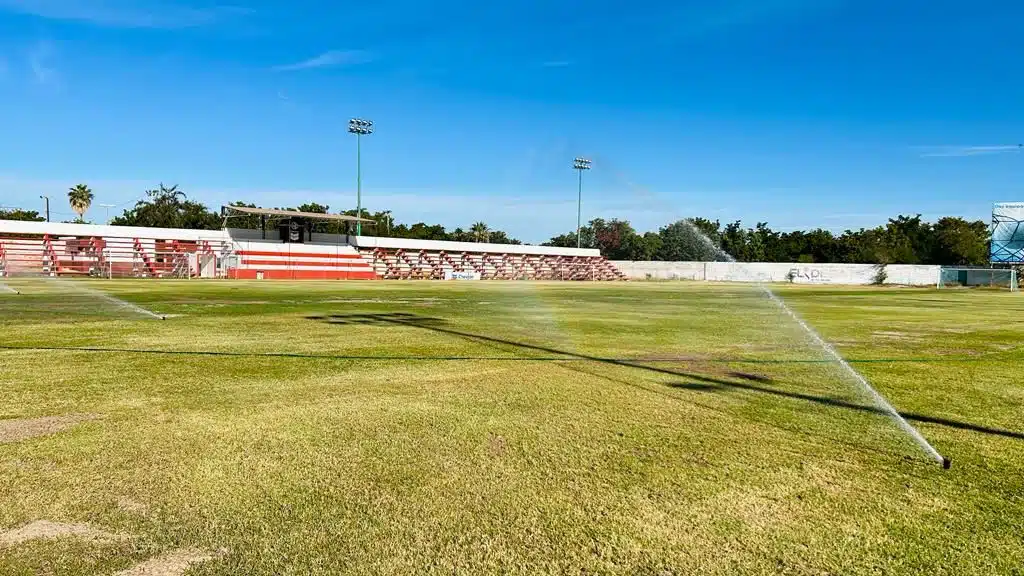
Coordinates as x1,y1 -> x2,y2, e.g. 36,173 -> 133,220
611,261 -> 940,286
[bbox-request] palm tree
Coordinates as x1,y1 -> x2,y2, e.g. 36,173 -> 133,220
67,184 -> 94,221
147,183 -> 186,203
470,221 -> 490,243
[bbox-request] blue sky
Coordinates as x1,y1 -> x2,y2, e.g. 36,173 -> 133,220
0,0 -> 1022,242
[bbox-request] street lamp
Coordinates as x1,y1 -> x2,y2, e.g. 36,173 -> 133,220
348,118 -> 374,236
572,157 -> 591,248
39,195 -> 50,222
98,203 -> 115,224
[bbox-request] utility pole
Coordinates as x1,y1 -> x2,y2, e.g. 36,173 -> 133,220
572,157 -> 592,248
98,203 -> 115,224
347,118 -> 374,236
39,195 -> 50,222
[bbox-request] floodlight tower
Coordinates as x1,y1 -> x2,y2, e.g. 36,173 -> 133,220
572,157 -> 592,248
348,118 -> 374,236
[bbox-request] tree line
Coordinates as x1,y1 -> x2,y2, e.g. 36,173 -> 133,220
545,215 -> 990,265
0,183 -> 992,265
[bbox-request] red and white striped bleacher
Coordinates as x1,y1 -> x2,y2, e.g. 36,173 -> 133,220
0,221 -> 225,279
352,236 -> 625,280
0,219 -> 625,281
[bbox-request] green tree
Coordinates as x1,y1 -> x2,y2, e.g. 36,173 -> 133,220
111,184 -> 221,230
486,230 -> 522,245
932,217 -> 989,265
839,228 -> 888,264
625,231 -> 661,260
67,184 -> 94,221
590,218 -> 639,260
656,219 -> 726,261
545,224 -> 595,249
752,222 -> 783,261
720,221 -> 748,260
398,222 -> 449,241
689,218 -> 722,246
881,215 -> 931,264
0,208 -> 46,222
470,222 -> 491,243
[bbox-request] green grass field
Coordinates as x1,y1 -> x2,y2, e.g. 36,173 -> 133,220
1,279 -> 1022,575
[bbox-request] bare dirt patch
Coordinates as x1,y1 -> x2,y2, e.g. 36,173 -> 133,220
115,548 -> 219,576
0,520 -> 122,546
117,497 -> 150,515
0,413 -> 100,444
871,331 -> 928,343
872,330 -> 913,339
488,433 -> 507,457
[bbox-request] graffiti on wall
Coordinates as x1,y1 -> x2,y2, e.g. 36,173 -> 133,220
787,267 -> 830,283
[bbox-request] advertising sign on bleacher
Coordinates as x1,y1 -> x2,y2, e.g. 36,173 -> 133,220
444,270 -> 481,281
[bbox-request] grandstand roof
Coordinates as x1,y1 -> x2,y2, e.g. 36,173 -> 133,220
223,205 -> 375,224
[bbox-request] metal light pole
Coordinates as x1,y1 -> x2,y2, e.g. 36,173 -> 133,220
98,203 -> 114,224
572,157 -> 591,248
39,195 -> 50,222
348,118 -> 374,236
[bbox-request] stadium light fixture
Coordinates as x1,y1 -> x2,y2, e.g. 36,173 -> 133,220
572,157 -> 592,248
348,118 -> 374,236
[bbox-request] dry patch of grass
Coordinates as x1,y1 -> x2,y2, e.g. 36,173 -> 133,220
114,548 -> 219,576
0,520 -> 123,546
117,497 -> 150,515
0,413 -> 99,444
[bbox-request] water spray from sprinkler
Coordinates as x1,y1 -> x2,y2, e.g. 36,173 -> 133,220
597,159 -> 950,468
46,278 -> 165,320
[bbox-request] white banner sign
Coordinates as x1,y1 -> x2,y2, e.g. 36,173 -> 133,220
444,270 -> 481,280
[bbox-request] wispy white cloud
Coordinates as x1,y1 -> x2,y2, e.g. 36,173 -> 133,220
541,60 -> 571,68
0,0 -> 249,29
273,50 -> 372,72
919,145 -> 1023,158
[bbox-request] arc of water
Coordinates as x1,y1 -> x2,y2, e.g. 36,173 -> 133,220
678,218 -> 948,467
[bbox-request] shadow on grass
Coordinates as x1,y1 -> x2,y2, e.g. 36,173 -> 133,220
669,380 -> 1024,441
309,312 -> 1024,443
728,372 -> 773,383
305,312 -> 446,327
308,313 -> 732,386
